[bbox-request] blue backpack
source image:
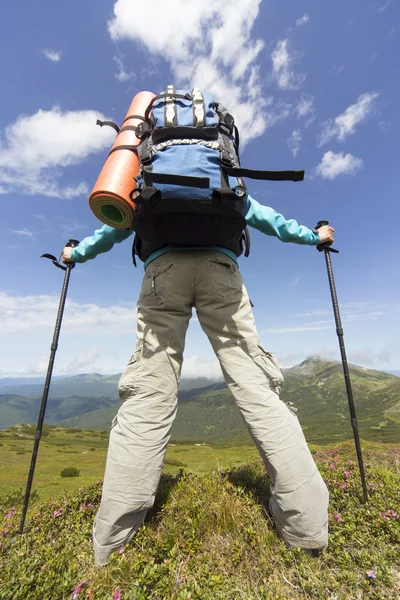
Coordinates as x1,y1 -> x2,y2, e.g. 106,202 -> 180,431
131,86 -> 304,263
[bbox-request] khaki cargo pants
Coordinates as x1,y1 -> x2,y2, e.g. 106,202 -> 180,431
93,250 -> 329,565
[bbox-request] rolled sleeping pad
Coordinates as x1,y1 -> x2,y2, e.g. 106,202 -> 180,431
89,90 -> 156,229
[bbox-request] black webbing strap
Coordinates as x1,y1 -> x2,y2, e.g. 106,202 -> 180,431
151,126 -> 218,144
96,120 -> 120,134
119,125 -> 138,134
224,167 -> 305,182
144,93 -> 193,121
108,144 -> 138,156
144,171 -> 210,188
244,226 -> 250,257
122,115 -> 146,125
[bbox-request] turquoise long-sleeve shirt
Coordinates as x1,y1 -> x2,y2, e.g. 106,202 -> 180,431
71,194 -> 321,269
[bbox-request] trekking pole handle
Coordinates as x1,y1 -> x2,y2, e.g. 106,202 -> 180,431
41,239 -> 80,271
66,239 -> 80,248
314,221 -> 339,254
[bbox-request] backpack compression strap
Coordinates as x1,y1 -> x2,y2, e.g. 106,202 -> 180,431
223,166 -> 305,182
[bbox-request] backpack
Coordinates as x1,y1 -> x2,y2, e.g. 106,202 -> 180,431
130,86 -> 304,264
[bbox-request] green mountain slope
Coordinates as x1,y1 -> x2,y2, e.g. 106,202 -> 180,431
3,359 -> 399,443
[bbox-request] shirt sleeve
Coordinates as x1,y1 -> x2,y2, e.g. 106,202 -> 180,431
244,194 -> 320,245
70,224 -> 134,263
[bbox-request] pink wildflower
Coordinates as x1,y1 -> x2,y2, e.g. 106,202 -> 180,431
5,510 -> 16,519
366,570 -> 376,579
113,587 -> 122,600
341,484 -> 349,491
334,513 -> 342,523
369,483 -> 375,490
387,510 -> 398,519
54,508 -> 63,517
72,581 -> 88,599
329,464 -> 335,470
378,482 -> 384,488
118,545 -> 125,554
343,471 -> 351,478
347,460 -> 353,465
379,512 -> 390,521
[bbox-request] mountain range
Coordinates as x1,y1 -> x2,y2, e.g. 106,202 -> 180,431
1,358 -> 399,444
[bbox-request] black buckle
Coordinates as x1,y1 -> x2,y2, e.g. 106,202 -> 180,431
136,122 -> 150,140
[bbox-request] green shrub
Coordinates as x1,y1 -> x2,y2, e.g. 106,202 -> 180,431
60,467 -> 81,478
0,486 -> 40,509
164,459 -> 187,467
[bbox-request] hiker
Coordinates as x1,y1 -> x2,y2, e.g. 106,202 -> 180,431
62,89 -> 333,566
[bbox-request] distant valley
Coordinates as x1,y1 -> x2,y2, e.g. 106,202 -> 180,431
1,358 -> 399,444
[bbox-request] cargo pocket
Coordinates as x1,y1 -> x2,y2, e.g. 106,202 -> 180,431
208,258 -> 242,300
118,341 -> 143,402
139,261 -> 175,307
254,344 -> 284,394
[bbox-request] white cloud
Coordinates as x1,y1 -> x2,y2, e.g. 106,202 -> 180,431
378,0 -> 393,12
295,93 -> 314,119
266,320 -> 334,334
64,348 -> 103,373
316,151 -> 363,180
107,0 -> 283,145
287,129 -> 302,156
266,308 -> 385,334
113,56 -> 134,82
271,39 -> 306,90
25,347 -> 121,377
0,107 -> 116,198
296,13 -> 310,26
11,228 -> 36,240
0,292 -> 137,334
318,92 -> 379,146
43,49 -> 62,62
181,355 -> 223,380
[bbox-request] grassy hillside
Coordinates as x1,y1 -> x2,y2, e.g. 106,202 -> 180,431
0,440 -> 399,599
0,425 -> 259,503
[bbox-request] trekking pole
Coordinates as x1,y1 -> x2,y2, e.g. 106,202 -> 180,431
18,239 -> 80,535
314,221 -> 368,503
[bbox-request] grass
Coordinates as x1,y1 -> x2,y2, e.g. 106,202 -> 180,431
0,440 -> 399,599
0,426 -> 259,504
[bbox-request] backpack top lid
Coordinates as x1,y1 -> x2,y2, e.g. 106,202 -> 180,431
150,87 -> 220,129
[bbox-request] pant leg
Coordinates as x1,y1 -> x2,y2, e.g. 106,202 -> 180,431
194,251 -> 329,550
93,254 -> 194,565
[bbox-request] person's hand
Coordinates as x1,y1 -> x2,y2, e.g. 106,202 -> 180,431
317,225 -> 335,245
62,246 -> 74,264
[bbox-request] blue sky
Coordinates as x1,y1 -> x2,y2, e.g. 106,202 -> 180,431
1,0 -> 399,378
